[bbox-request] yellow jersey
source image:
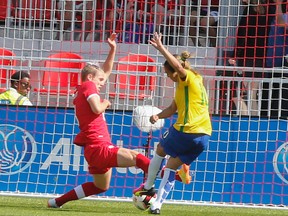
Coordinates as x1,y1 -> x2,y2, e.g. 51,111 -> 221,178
0,88 -> 32,106
173,69 -> 212,135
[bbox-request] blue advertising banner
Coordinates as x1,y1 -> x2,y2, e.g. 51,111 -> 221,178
0,105 -> 288,206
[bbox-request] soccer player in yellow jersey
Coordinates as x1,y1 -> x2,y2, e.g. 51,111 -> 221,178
133,32 -> 212,214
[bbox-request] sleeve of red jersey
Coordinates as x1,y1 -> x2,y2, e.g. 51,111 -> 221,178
82,81 -> 99,100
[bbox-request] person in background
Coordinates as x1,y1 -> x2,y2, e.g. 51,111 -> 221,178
152,0 -> 186,45
118,0 -> 185,45
228,0 -> 274,116
189,0 -> 219,47
58,0 -> 114,41
56,0 -> 92,41
0,71 -> 32,106
47,33 -> 190,209
266,0 -> 288,68
133,32 -> 212,214
265,0 -> 288,118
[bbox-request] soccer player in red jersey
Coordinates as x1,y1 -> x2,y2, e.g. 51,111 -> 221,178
47,33 -> 189,208
47,33 -> 151,208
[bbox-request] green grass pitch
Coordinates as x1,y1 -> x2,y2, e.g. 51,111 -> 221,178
0,196 -> 288,216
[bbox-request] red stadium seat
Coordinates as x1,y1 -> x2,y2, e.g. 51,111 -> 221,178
0,48 -> 16,92
34,52 -> 83,96
109,54 -> 157,100
0,0 -> 14,21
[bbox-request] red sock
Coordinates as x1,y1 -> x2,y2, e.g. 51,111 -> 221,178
55,182 -> 105,207
161,167 -> 182,182
136,153 -> 150,173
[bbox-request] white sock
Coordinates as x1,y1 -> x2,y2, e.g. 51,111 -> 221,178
144,153 -> 165,189
74,185 -> 85,199
151,168 -> 175,210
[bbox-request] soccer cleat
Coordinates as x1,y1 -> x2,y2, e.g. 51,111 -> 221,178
47,198 -> 61,208
133,183 -> 156,197
178,164 -> 192,184
149,208 -> 160,214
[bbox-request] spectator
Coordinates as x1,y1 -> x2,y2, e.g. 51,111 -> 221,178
0,71 -> 32,105
228,0 -> 274,116
265,0 -> 288,118
116,0 -> 139,43
58,0 -> 114,41
117,0 -> 154,43
118,0 -> 185,45
96,0 -> 115,41
266,0 -> 288,68
150,0 -> 185,25
56,1 -> 91,41
152,0 -> 186,45
189,0 -> 219,47
136,0 -> 155,43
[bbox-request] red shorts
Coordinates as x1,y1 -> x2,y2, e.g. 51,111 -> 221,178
84,143 -> 119,174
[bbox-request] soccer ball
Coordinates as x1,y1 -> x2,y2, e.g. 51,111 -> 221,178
132,194 -> 156,210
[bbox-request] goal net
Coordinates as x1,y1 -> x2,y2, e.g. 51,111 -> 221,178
0,0 -> 288,209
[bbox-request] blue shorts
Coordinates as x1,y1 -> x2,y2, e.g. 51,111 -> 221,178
160,126 -> 210,165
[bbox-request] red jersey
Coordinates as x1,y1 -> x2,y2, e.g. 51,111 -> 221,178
73,81 -> 111,146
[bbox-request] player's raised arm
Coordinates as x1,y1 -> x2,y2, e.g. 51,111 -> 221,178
103,33 -> 117,80
149,32 -> 187,79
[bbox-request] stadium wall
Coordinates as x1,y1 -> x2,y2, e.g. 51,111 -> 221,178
0,105 -> 287,207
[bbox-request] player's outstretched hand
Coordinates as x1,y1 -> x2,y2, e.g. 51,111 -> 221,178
108,33 -> 117,49
149,32 -> 163,50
